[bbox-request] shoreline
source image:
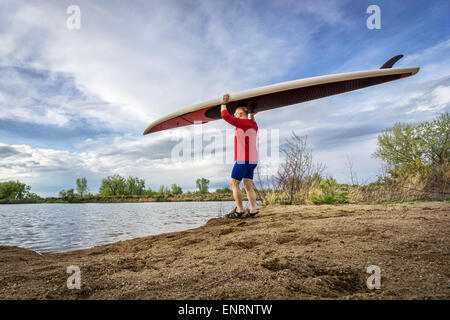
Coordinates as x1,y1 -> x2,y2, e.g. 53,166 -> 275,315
0,202 -> 449,299
2,198 -> 448,205
0,195 -> 238,205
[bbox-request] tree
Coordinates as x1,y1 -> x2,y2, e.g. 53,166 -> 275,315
0,181 -> 30,201
76,177 -> 88,198
372,112 -> 449,199
25,192 -> 41,201
196,178 -> 210,194
99,174 -> 126,196
171,184 -> 183,195
420,112 -> 449,167
373,112 -> 449,170
125,176 -> 146,195
157,185 -> 169,196
85,192 -> 94,198
373,123 -> 424,169
66,188 -> 75,201
59,189 -> 67,200
99,175 -> 147,196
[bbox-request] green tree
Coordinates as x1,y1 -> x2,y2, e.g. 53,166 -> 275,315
373,112 -> 449,170
0,181 -> 30,201
99,174 -> 126,196
373,122 -> 425,169
76,177 -> 88,198
59,189 -> 67,200
196,178 -> 210,194
125,176 -> 146,195
66,188 -> 75,201
24,192 -> 41,201
171,184 -> 183,195
420,112 -> 450,167
157,185 -> 169,196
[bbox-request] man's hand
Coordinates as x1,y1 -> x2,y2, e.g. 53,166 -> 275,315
221,94 -> 230,112
222,94 -> 230,104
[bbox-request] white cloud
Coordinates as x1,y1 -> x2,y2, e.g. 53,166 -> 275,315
0,0 -> 346,135
402,39 -> 450,65
431,85 -> 450,107
0,1 -> 448,196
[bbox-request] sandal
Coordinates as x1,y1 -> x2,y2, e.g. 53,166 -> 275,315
226,211 -> 245,219
225,207 -> 245,219
244,211 -> 260,218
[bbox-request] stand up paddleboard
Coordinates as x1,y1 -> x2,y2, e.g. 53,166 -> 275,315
143,55 -> 419,135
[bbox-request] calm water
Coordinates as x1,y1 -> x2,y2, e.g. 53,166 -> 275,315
0,201 -> 244,253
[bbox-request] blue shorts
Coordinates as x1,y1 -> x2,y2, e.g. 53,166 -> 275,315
231,162 -> 257,181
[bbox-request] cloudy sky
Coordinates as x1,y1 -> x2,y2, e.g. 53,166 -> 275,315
0,0 -> 449,197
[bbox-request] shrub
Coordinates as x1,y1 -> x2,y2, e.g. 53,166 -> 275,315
311,178 -> 348,204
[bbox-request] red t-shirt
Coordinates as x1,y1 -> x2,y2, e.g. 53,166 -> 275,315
221,109 -> 258,163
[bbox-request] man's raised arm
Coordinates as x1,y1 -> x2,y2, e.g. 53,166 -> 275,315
220,94 -> 251,128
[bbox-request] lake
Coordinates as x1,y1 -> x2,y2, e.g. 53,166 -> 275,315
0,201 -> 246,253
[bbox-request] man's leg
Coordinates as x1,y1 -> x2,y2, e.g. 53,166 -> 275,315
230,178 -> 245,213
243,178 -> 258,213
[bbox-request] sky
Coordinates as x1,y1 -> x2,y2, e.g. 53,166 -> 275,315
0,0 -> 449,197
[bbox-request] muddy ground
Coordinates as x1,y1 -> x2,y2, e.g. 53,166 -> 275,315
0,202 -> 449,299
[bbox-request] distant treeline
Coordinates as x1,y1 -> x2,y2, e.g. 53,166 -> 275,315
58,176 -> 232,200
0,175 -> 233,204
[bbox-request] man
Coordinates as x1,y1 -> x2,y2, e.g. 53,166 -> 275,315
221,94 -> 259,218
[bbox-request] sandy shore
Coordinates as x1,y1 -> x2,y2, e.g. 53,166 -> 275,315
0,202 -> 449,300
